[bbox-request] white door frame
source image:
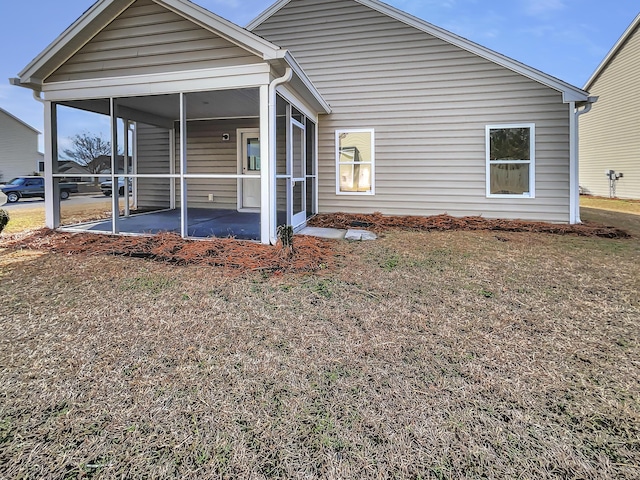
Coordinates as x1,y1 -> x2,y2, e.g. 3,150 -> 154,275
290,117 -> 307,228
237,128 -> 261,212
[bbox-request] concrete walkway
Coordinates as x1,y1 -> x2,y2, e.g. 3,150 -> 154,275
297,226 -> 378,241
297,226 -> 346,239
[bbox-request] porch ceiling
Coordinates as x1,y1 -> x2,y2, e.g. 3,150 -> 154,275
123,88 -> 260,119
62,88 -> 260,125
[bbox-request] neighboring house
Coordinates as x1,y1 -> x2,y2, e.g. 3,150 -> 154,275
11,0 -> 594,244
92,155 -> 133,182
0,107 -> 42,183
580,13 -> 640,199
56,161 -> 93,181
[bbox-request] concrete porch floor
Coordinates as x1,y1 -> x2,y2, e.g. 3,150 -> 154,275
69,208 -> 261,240
65,208 -> 360,242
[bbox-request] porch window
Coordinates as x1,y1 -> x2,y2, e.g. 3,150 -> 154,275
336,129 -> 374,195
486,124 -> 535,198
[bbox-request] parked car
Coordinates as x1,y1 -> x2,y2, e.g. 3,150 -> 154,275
0,176 -> 78,203
100,178 -> 132,196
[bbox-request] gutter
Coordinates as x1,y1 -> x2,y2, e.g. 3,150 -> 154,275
570,96 -> 598,224
32,91 -> 45,104
268,67 -> 293,244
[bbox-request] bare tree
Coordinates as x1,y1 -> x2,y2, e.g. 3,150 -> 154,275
62,133 -> 113,183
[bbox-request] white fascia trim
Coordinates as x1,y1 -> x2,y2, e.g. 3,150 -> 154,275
247,0 -> 292,31
41,64 -> 271,101
0,107 -> 41,134
356,0 -> 589,103
280,51 -> 332,114
157,0 -> 282,60
249,0 -> 589,101
275,85 -> 317,121
18,0 -> 135,83
250,0 -> 584,103
584,12 -> 640,90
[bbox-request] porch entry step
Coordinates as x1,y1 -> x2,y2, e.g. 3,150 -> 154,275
297,226 -> 378,241
344,229 -> 378,241
297,226 -> 347,240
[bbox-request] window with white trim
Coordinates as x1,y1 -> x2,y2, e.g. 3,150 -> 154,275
486,124 -> 535,198
336,129 -> 374,195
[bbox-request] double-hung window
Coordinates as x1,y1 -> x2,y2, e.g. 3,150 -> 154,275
486,124 -> 535,198
336,129 -> 375,195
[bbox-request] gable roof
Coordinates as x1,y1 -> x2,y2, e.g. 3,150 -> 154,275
248,0 -> 592,103
13,0 -> 331,114
0,107 -> 40,135
584,12 -> 640,90
16,0 -> 284,89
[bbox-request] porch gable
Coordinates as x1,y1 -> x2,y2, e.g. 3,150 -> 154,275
47,0 -> 263,83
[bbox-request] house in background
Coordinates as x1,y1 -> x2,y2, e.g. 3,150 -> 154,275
0,107 -> 42,183
580,13 -> 640,199
54,161 -> 93,182
11,0 -> 594,244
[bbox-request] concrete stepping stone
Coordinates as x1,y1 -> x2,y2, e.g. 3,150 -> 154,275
345,229 -> 378,241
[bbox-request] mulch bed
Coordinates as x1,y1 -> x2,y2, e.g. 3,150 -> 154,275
2,229 -> 335,274
308,212 -> 631,238
1,214 -> 629,273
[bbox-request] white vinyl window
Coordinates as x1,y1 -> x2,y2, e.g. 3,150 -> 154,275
486,124 -> 535,198
336,129 -> 375,195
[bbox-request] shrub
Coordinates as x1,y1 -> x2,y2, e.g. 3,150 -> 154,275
0,209 -> 9,233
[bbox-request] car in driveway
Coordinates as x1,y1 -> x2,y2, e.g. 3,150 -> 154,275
100,178 -> 132,196
0,176 -> 78,203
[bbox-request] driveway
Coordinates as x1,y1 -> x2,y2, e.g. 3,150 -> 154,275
1,193 -> 112,211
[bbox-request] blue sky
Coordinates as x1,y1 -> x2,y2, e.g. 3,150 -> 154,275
0,0 -> 637,152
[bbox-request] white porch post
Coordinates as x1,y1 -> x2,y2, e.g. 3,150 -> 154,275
169,128 -> 176,210
179,92 -> 188,238
132,122 -> 138,210
110,98 -> 120,234
43,101 -> 60,228
268,87 -> 278,244
259,84 -> 272,244
123,118 -> 130,217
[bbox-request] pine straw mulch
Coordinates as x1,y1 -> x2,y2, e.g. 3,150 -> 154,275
308,212 -> 632,238
2,229 -> 335,274
0,214 -> 629,274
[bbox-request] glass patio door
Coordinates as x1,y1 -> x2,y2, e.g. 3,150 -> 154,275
238,128 -> 260,210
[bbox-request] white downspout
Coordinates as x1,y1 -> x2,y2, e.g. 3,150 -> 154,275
268,67 -> 293,245
571,100 -> 595,224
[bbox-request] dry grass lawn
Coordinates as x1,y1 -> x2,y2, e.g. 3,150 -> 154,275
581,196 -> 640,216
2,198 -> 126,235
0,211 -> 638,478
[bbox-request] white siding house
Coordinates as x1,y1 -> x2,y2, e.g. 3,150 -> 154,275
11,0 -> 594,243
0,108 -> 41,183
580,13 -> 640,199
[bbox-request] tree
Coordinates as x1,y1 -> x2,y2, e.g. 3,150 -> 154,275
62,133 -> 113,182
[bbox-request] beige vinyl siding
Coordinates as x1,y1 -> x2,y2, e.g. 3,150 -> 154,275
47,0 -> 260,83
0,111 -> 40,182
174,118 -> 259,209
254,0 -> 572,222
136,123 -> 172,209
580,23 -> 640,199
